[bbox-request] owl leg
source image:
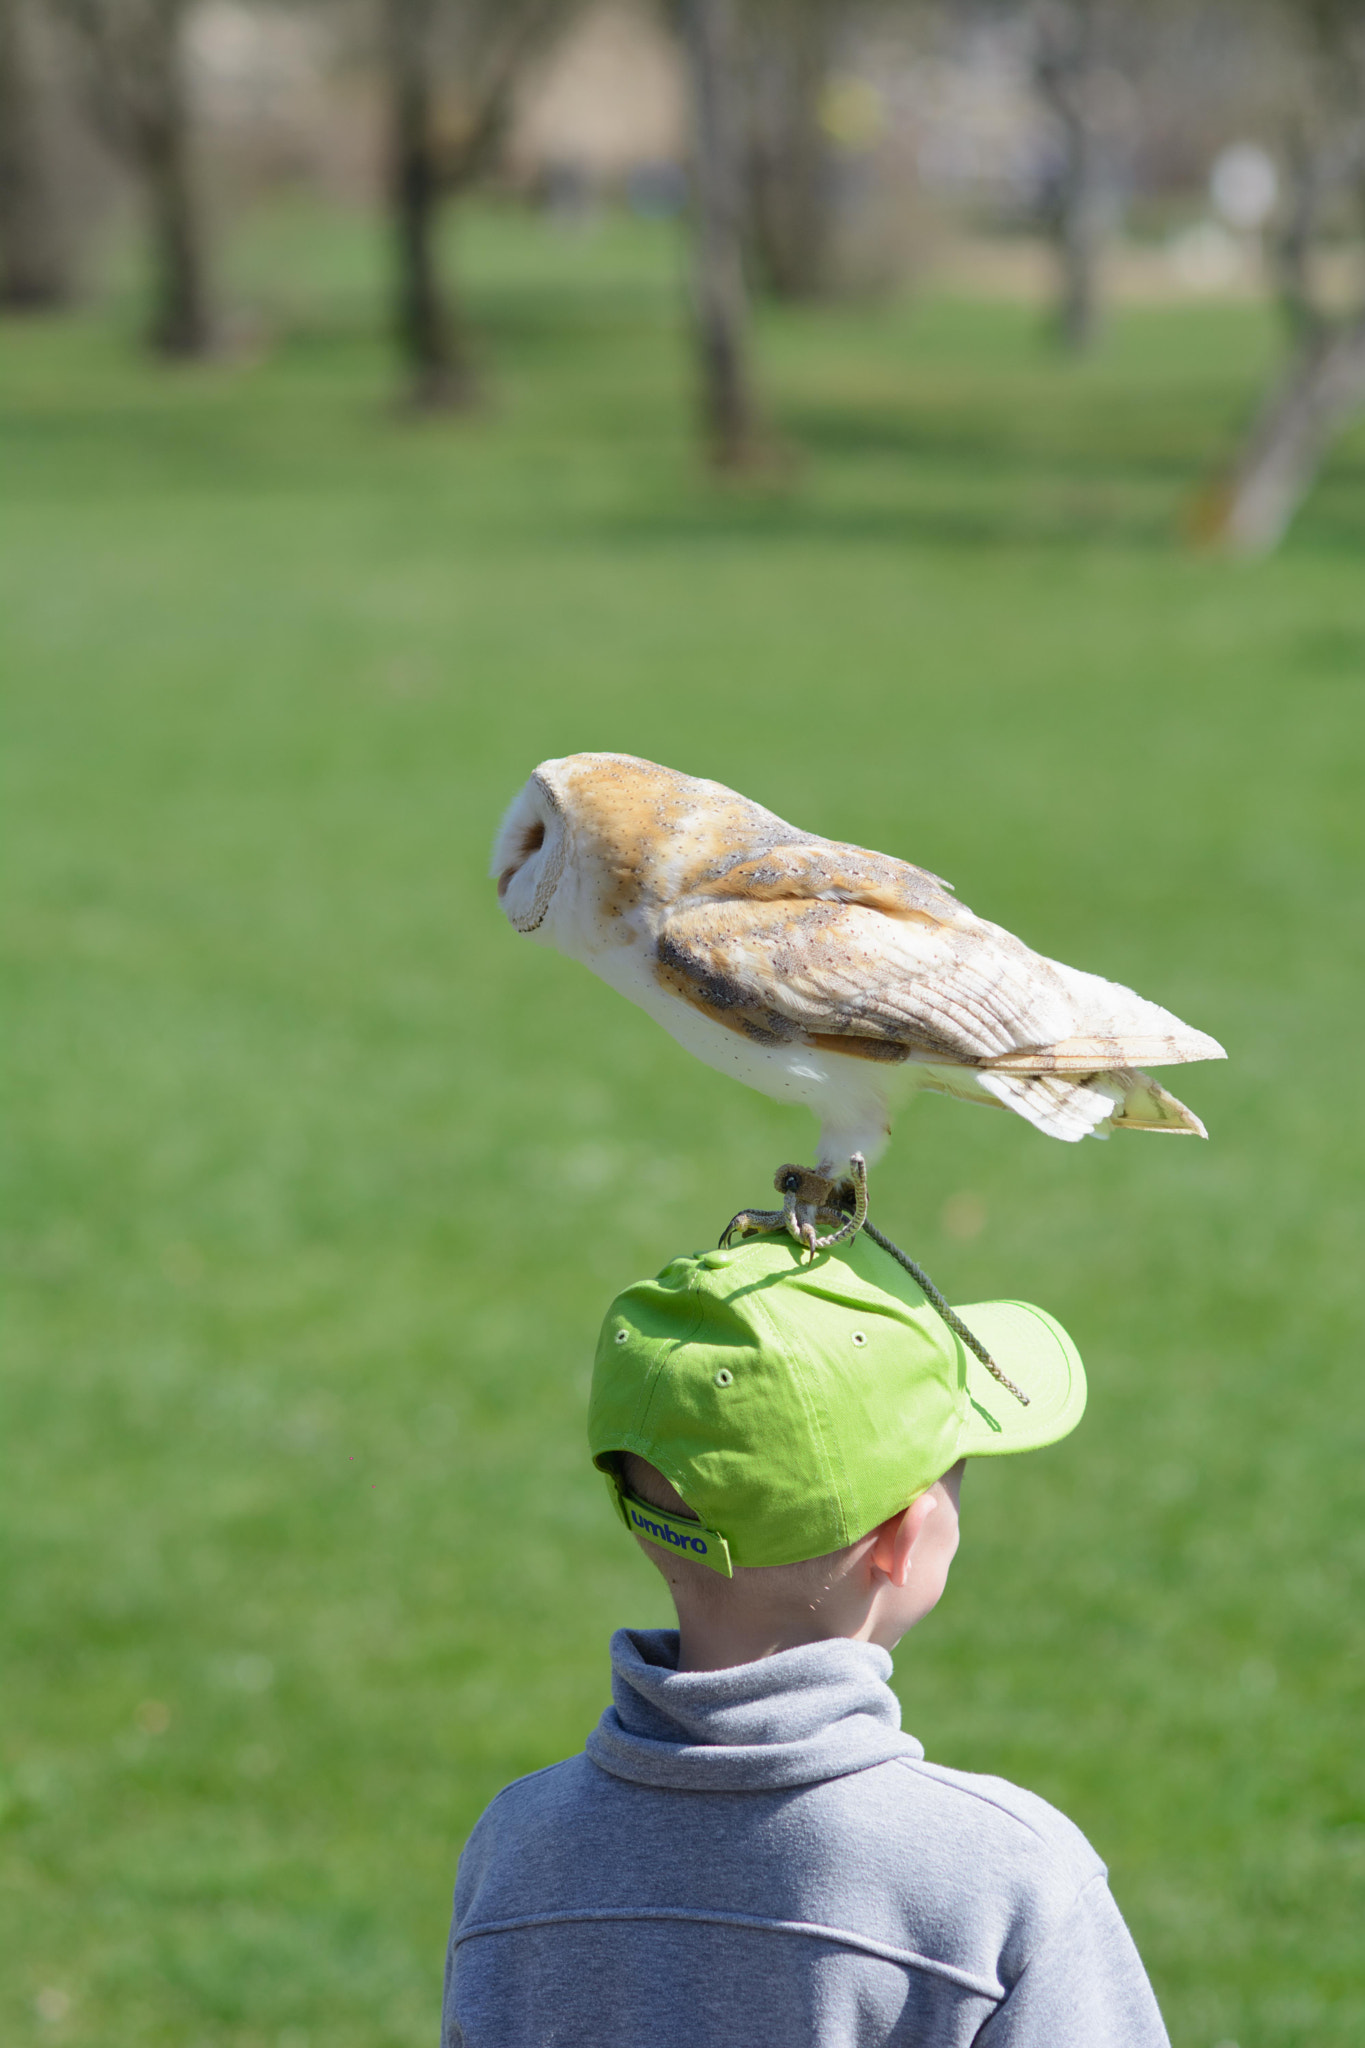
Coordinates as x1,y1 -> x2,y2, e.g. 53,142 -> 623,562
718,1157 -> 869,1259
787,1153 -> 867,1255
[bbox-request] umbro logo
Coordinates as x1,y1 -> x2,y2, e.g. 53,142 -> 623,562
628,1506 -> 710,1556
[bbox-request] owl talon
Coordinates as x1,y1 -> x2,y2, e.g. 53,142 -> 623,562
719,1206 -> 786,1248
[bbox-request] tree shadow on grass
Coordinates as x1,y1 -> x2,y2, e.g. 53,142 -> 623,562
591,455 -> 1184,556
590,384 -> 1365,557
591,501 -> 1171,557
787,396 -> 1236,487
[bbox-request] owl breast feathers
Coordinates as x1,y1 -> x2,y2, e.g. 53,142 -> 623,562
492,753 -> 1225,1172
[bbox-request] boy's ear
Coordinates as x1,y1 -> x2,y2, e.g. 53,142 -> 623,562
869,1491 -> 939,1590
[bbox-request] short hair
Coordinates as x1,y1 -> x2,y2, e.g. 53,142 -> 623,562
614,1452 -> 864,1606
618,1452 -> 702,1520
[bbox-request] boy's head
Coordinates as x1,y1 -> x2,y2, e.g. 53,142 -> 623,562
612,1448 -> 965,1671
589,1233 -> 1086,1670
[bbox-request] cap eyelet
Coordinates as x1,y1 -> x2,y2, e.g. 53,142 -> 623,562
614,1328 -> 629,1345
714,1367 -> 734,1388
850,1330 -> 868,1348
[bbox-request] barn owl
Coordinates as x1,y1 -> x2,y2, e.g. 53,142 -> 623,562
492,753 -> 1225,1250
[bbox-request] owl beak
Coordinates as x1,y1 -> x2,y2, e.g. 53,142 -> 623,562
497,866 -> 517,900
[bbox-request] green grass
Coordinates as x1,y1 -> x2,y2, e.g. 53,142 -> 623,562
4,199 -> 1363,2048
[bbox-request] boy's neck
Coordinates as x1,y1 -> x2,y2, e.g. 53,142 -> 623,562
672,1570 -> 897,1671
676,1610 -> 867,1673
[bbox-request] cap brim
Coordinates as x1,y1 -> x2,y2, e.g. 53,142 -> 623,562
950,1301 -> 1087,1458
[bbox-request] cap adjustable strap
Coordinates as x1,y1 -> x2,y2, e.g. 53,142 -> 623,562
608,1478 -> 734,1577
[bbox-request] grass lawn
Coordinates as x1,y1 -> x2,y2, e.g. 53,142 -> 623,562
3,200 -> 1363,2048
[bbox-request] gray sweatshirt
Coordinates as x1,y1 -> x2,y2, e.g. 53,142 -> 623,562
444,1628 -> 1170,2047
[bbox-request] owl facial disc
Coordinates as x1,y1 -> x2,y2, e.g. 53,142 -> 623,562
491,773 -> 567,933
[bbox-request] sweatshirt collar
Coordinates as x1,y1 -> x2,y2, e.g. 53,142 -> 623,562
585,1627 -> 924,1792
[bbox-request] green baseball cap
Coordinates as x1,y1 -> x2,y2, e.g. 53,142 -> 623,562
589,1230 -> 1086,1575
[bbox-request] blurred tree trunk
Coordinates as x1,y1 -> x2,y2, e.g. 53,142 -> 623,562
1211,319 -> 1365,552
745,0 -> 838,300
380,0 -> 573,412
58,0 -> 213,355
0,0 -> 71,309
1200,4 -> 1365,553
385,0 -> 475,407
140,12 -> 210,355
1032,0 -> 1105,352
680,0 -> 763,468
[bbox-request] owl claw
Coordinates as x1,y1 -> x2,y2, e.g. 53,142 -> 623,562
719,1206 -> 787,1248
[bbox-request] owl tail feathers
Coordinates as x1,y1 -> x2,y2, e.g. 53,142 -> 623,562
1104,1070 -> 1209,1137
974,1068 -> 1208,1143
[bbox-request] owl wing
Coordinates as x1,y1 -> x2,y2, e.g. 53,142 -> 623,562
654,842 -> 1222,1071
693,839 -> 962,922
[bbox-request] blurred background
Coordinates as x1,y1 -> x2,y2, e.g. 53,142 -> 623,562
3,1 -> 1364,2045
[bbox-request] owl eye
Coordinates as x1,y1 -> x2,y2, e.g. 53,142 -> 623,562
519,820 -> 545,860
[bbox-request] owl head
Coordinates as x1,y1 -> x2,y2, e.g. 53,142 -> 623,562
492,751 -> 728,942
490,765 -> 570,933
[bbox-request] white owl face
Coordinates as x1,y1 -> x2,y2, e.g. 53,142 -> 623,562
490,770 -> 568,933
